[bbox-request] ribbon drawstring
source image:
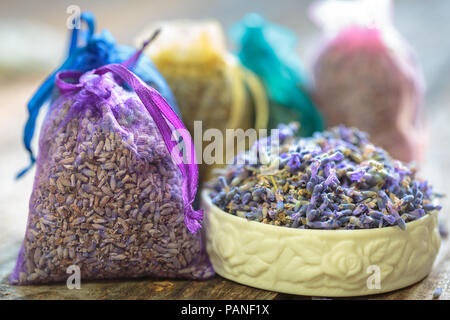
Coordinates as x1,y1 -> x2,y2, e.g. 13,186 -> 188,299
55,71 -> 84,94
123,29 -> 161,70
17,12 -> 96,179
69,12 -> 95,55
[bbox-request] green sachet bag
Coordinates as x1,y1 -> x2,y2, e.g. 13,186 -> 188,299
230,13 -> 324,136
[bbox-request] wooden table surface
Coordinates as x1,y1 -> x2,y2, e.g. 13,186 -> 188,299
1,0 -> 450,300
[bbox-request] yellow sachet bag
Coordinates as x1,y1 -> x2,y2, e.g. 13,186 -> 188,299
135,20 -> 268,184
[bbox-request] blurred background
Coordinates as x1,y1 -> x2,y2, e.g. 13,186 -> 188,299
1,0 -> 449,264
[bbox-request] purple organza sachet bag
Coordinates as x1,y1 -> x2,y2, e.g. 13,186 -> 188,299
10,63 -> 214,285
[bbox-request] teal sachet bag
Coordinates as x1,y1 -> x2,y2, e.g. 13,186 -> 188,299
19,11 -> 180,177
230,13 -> 324,136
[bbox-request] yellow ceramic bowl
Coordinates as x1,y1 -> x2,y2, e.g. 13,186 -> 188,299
201,190 -> 441,297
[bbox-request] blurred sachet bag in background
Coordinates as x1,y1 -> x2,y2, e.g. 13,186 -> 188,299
230,13 -> 324,137
135,20 -> 269,184
310,0 -> 427,163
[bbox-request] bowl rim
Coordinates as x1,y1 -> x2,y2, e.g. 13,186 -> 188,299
201,189 -> 439,235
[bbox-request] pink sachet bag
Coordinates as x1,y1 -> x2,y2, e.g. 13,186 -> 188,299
10,61 -> 213,285
311,0 -> 427,163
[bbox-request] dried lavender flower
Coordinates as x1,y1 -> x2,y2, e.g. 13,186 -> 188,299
432,287 -> 442,299
208,124 -> 441,230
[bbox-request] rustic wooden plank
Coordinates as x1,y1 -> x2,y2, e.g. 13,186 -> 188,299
2,237 -> 448,300
0,242 -> 279,300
